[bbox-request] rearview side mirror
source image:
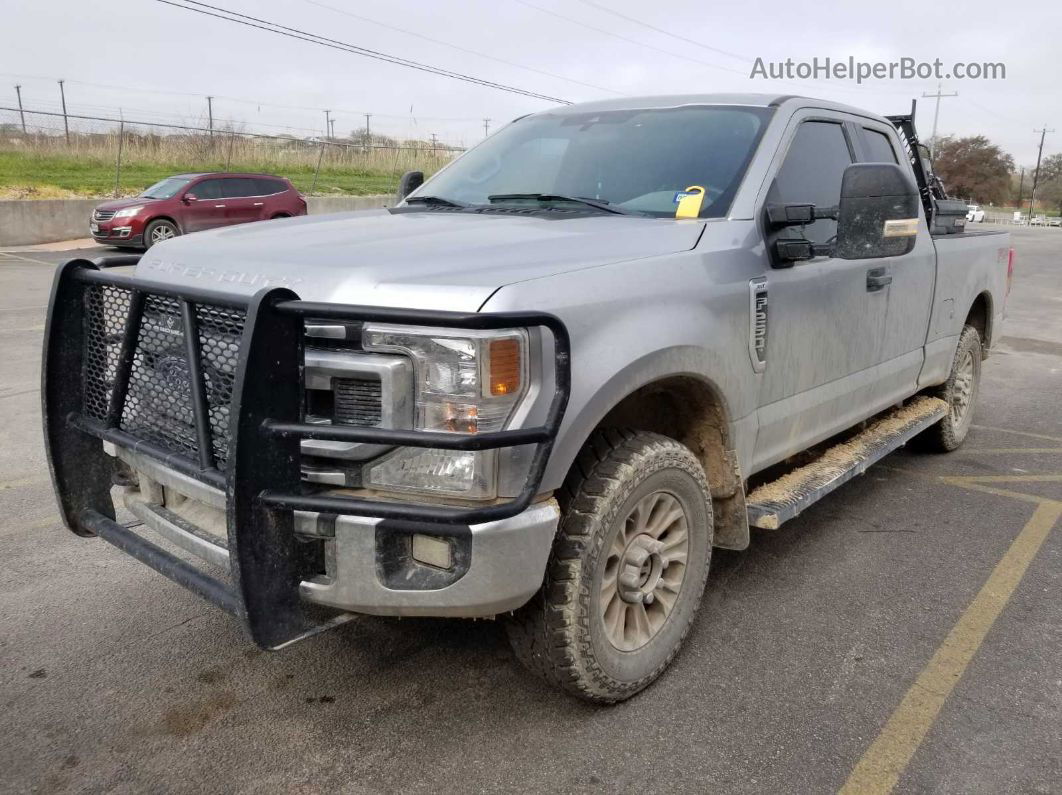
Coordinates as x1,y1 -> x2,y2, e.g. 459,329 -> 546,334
834,163 -> 920,259
396,170 -> 424,203
183,193 -> 198,204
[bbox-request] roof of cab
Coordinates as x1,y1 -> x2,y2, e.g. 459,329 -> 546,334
534,93 -> 892,124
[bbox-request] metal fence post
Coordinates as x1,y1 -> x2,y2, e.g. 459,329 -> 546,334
310,143 -> 324,194
114,120 -> 124,198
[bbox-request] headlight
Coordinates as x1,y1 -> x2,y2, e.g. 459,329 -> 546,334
361,324 -> 530,500
113,206 -> 144,218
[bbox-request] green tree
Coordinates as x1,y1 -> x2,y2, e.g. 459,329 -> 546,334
933,136 -> 1015,204
1034,153 -> 1062,215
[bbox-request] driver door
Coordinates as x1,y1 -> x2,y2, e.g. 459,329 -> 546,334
181,178 -> 228,233
751,115 -> 890,471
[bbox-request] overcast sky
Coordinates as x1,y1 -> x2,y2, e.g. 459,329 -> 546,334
3,0 -> 1059,164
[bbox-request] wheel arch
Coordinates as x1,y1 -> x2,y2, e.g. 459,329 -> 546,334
551,361 -> 750,551
965,290 -> 993,356
144,214 -> 182,234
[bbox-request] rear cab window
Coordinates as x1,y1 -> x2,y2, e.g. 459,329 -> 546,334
862,128 -> 899,164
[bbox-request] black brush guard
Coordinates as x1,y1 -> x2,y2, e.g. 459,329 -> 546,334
42,259 -> 571,649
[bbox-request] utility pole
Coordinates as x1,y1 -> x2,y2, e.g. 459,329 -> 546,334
206,96 -> 214,138
922,82 -> 957,157
430,133 -> 438,156
329,118 -> 336,139
1028,126 -> 1055,220
364,113 -> 372,140
483,118 -> 491,138
14,85 -> 26,133
324,109 -> 331,140
58,79 -> 70,144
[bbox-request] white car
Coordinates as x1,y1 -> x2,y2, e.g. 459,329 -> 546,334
966,204 -> 986,223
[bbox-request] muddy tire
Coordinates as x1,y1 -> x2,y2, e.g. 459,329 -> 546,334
506,429 -> 712,703
919,325 -> 982,452
143,219 -> 179,249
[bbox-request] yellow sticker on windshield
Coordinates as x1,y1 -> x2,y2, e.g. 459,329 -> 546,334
674,185 -> 705,219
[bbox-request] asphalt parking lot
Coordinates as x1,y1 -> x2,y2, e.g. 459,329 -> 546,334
1,227 -> 1060,794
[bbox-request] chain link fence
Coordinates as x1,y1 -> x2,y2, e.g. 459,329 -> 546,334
0,107 -> 465,198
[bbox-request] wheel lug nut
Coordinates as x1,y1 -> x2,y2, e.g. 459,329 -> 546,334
644,592 -> 654,605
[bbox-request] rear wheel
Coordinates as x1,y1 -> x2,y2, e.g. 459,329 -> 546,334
506,430 -> 712,703
143,219 -> 179,249
919,324 -> 982,451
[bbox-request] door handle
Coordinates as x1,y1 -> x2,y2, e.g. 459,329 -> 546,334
866,268 -> 893,292
253,202 -> 264,206
214,204 -> 226,208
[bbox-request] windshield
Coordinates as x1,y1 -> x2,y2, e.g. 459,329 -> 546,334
139,177 -> 193,199
415,105 -> 772,218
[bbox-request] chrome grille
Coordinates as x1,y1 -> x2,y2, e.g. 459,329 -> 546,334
93,209 -> 116,221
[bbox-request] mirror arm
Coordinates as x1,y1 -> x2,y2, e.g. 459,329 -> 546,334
774,239 -> 835,264
766,203 -> 838,227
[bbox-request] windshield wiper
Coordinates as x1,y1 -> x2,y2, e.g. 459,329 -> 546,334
403,195 -> 468,208
487,193 -> 640,216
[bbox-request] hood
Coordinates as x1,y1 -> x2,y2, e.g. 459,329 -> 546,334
136,209 -> 705,312
96,196 -> 162,211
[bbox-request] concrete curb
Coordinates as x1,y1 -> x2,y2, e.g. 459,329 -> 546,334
0,195 -> 393,247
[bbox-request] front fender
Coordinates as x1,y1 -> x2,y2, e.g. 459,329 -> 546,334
481,246 -> 764,492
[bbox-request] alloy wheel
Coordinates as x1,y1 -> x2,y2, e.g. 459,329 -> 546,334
600,490 -> 689,651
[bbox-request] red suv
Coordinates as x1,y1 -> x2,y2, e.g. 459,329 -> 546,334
90,172 -> 307,249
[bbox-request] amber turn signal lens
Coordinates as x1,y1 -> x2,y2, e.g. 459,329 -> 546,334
488,338 -> 521,396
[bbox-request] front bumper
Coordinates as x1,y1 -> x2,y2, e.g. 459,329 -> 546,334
91,217 -> 144,246
42,258 -> 570,649
300,500 -> 560,617
114,442 -> 559,617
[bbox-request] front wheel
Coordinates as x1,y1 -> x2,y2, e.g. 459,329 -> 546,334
506,430 -> 712,703
919,324 -> 982,451
143,219 -> 179,249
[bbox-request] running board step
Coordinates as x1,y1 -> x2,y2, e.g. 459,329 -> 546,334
746,396 -> 949,530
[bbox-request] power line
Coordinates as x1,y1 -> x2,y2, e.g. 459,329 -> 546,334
2,105 -> 468,150
572,0 -> 746,62
0,74 -> 487,124
298,0 -> 623,97
154,0 -> 572,105
510,0 -> 915,97
509,0 -> 747,76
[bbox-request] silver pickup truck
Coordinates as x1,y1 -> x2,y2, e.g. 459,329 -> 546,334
43,93 -> 1013,703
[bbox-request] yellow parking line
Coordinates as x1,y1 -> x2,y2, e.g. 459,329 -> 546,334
840,498 -> 1062,794
940,480 -> 1051,505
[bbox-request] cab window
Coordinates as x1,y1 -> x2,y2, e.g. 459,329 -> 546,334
863,128 -> 899,164
192,179 -> 225,200
769,120 -> 853,244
